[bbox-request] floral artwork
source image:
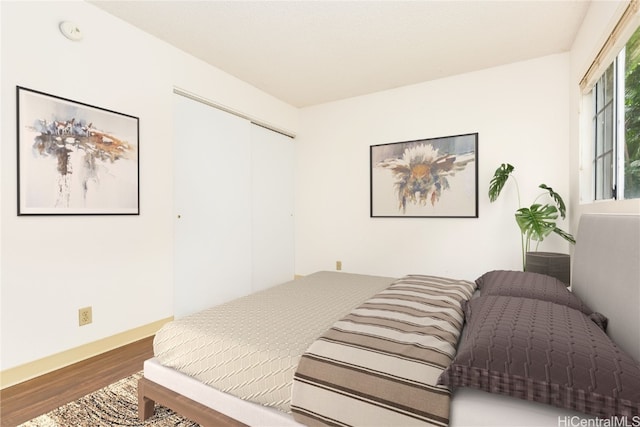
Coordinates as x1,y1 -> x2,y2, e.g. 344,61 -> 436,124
370,133 -> 477,217
17,87 -> 139,215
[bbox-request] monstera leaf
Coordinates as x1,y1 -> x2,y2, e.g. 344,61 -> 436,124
488,163 -> 514,202
552,226 -> 576,245
539,184 -> 567,219
515,204 -> 558,247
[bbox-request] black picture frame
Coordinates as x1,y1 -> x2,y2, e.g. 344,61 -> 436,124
17,86 -> 139,215
370,133 -> 478,218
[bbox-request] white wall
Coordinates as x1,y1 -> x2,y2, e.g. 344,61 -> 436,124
568,0 -> 640,231
4,0 -> 635,374
295,54 -> 572,281
0,1 -> 297,370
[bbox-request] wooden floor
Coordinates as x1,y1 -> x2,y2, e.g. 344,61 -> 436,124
0,336 -> 154,427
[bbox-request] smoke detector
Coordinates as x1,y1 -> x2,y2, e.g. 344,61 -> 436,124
59,21 -> 83,41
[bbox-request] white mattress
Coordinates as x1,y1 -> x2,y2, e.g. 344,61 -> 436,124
144,358 -> 303,426
153,271 -> 394,413
144,358 -> 588,427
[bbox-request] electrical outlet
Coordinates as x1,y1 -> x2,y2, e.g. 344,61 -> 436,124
78,307 -> 92,326
336,260 -> 342,271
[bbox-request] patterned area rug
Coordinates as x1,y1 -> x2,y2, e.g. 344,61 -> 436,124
20,372 -> 198,426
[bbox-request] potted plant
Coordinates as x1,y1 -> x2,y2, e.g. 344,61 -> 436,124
488,163 -> 575,275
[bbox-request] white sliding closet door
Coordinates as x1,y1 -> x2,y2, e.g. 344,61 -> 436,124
173,94 -> 295,317
250,125 -> 295,292
173,94 -> 252,318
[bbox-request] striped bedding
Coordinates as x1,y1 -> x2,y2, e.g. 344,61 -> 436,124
291,275 -> 476,426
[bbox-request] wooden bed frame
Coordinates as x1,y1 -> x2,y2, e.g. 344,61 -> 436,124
138,376 -> 247,426
138,213 -> 640,426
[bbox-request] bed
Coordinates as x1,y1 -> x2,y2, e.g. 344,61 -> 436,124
138,213 -> 640,426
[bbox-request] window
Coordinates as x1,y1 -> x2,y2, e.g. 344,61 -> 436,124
591,25 -> 640,200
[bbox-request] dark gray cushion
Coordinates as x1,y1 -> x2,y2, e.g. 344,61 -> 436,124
439,295 -> 640,418
476,270 -> 597,315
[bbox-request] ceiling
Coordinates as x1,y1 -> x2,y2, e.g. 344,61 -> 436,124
88,0 -> 591,108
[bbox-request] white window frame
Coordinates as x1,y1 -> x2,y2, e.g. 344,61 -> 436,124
616,48 -> 627,199
591,54 -> 627,201
580,1 -> 640,203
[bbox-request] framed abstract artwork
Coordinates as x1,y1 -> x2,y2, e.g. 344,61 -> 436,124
370,133 -> 478,218
17,86 -> 139,215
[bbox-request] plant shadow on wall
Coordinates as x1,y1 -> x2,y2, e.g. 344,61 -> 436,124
488,163 -> 575,270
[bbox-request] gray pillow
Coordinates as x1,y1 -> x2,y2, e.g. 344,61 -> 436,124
439,295 -> 640,418
476,270 -> 600,317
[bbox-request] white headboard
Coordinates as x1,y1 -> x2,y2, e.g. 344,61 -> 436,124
571,214 -> 640,363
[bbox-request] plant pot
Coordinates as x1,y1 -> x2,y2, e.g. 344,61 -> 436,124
525,252 -> 570,286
